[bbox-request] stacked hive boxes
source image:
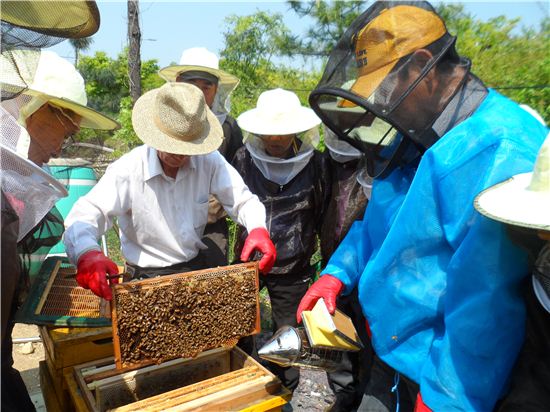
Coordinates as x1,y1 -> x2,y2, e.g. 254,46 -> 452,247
39,326 -> 113,411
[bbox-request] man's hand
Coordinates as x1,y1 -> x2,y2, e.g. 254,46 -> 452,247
76,250 -> 119,301
241,228 -> 276,274
296,274 -> 344,323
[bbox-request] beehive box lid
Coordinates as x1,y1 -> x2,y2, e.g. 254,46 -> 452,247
111,262 -> 260,370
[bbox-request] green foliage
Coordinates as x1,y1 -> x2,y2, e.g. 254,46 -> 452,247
69,36 -> 94,65
438,4 -> 549,122
288,0 -> 369,57
220,11 -> 321,117
76,49 -> 164,154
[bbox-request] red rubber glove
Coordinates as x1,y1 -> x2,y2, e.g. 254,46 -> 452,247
76,250 -> 119,301
296,274 -> 344,323
414,393 -> 432,412
241,228 -> 276,274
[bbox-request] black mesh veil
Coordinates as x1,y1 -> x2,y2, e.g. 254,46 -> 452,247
309,1 -> 471,178
1,1 -> 100,244
1,0 -> 100,100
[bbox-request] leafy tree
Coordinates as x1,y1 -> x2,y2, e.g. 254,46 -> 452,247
287,0 -> 370,57
74,50 -> 164,154
220,11 -> 314,116
69,37 -> 94,66
437,4 -> 550,122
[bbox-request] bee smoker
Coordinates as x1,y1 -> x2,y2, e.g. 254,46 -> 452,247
257,325 -> 345,372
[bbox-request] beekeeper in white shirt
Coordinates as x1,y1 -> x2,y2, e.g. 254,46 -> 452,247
64,82 -> 276,300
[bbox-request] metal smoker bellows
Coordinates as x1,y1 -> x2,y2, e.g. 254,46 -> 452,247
258,326 -> 345,372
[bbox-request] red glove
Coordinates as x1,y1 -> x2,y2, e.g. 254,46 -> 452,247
241,227 -> 276,274
296,274 -> 344,323
414,393 -> 432,412
76,250 -> 119,301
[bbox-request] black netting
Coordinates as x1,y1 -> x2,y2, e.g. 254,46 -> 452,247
309,1 -> 471,178
1,0 -> 100,101
1,23 -> 66,51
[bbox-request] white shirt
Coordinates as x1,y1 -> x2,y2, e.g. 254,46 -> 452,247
64,145 -> 266,267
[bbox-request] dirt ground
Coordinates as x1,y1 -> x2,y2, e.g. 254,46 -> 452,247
11,323 -> 46,411
12,323 -> 335,412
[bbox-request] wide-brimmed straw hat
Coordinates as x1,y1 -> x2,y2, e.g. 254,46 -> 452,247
474,133 -> 550,231
17,50 -> 119,130
132,82 -> 223,155
237,88 -> 321,136
159,47 -> 239,90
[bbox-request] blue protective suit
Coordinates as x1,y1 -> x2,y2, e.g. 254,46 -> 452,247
324,90 -> 548,411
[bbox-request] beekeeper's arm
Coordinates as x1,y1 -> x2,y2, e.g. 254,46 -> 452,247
63,161 -> 128,299
297,216 -> 372,321
209,151 -> 276,274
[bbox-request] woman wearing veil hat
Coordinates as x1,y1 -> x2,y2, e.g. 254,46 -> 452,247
159,47 -> 244,267
231,88 -> 331,391
1,4 -> 118,409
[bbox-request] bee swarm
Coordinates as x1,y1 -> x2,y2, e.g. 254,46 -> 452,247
114,271 -> 257,367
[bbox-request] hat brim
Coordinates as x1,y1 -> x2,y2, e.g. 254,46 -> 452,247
132,87 -> 223,156
1,0 -> 100,38
339,60 -> 398,109
318,101 -> 395,147
237,106 -> 321,136
23,88 -> 120,131
159,65 -> 239,90
474,173 -> 550,231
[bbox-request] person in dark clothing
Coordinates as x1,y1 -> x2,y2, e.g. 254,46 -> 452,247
231,88 -> 331,391
1,4 -> 116,407
296,2 -> 547,411
159,48 -> 244,267
321,128 -> 372,412
475,132 -> 550,412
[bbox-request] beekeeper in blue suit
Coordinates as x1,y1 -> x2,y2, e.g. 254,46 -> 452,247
296,2 -> 549,411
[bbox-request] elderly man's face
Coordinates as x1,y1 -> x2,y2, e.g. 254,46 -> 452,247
177,77 -> 218,109
157,150 -> 190,171
25,103 -> 81,166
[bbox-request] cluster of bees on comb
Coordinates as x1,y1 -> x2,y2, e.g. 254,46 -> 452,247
114,270 -> 257,367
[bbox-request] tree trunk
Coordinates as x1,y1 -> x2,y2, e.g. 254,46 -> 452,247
127,0 -> 142,104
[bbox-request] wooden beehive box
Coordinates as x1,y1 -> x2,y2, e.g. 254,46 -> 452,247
71,346 -> 291,412
110,262 -> 261,369
40,325 -> 114,410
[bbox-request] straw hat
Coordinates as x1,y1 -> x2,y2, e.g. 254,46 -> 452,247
237,88 -> 321,136
159,47 -> 239,90
474,133 -> 550,231
132,82 -> 223,155
18,50 -> 119,130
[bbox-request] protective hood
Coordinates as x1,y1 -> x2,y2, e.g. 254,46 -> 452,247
1,0 -> 100,101
1,107 -> 67,241
245,130 -> 318,186
309,1 -> 470,178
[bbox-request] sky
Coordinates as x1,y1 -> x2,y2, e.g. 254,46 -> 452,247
51,1 -> 549,69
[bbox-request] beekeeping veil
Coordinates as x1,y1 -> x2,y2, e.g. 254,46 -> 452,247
1,0 -> 101,240
159,47 -> 239,126
237,88 -> 321,186
309,1 -> 470,178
